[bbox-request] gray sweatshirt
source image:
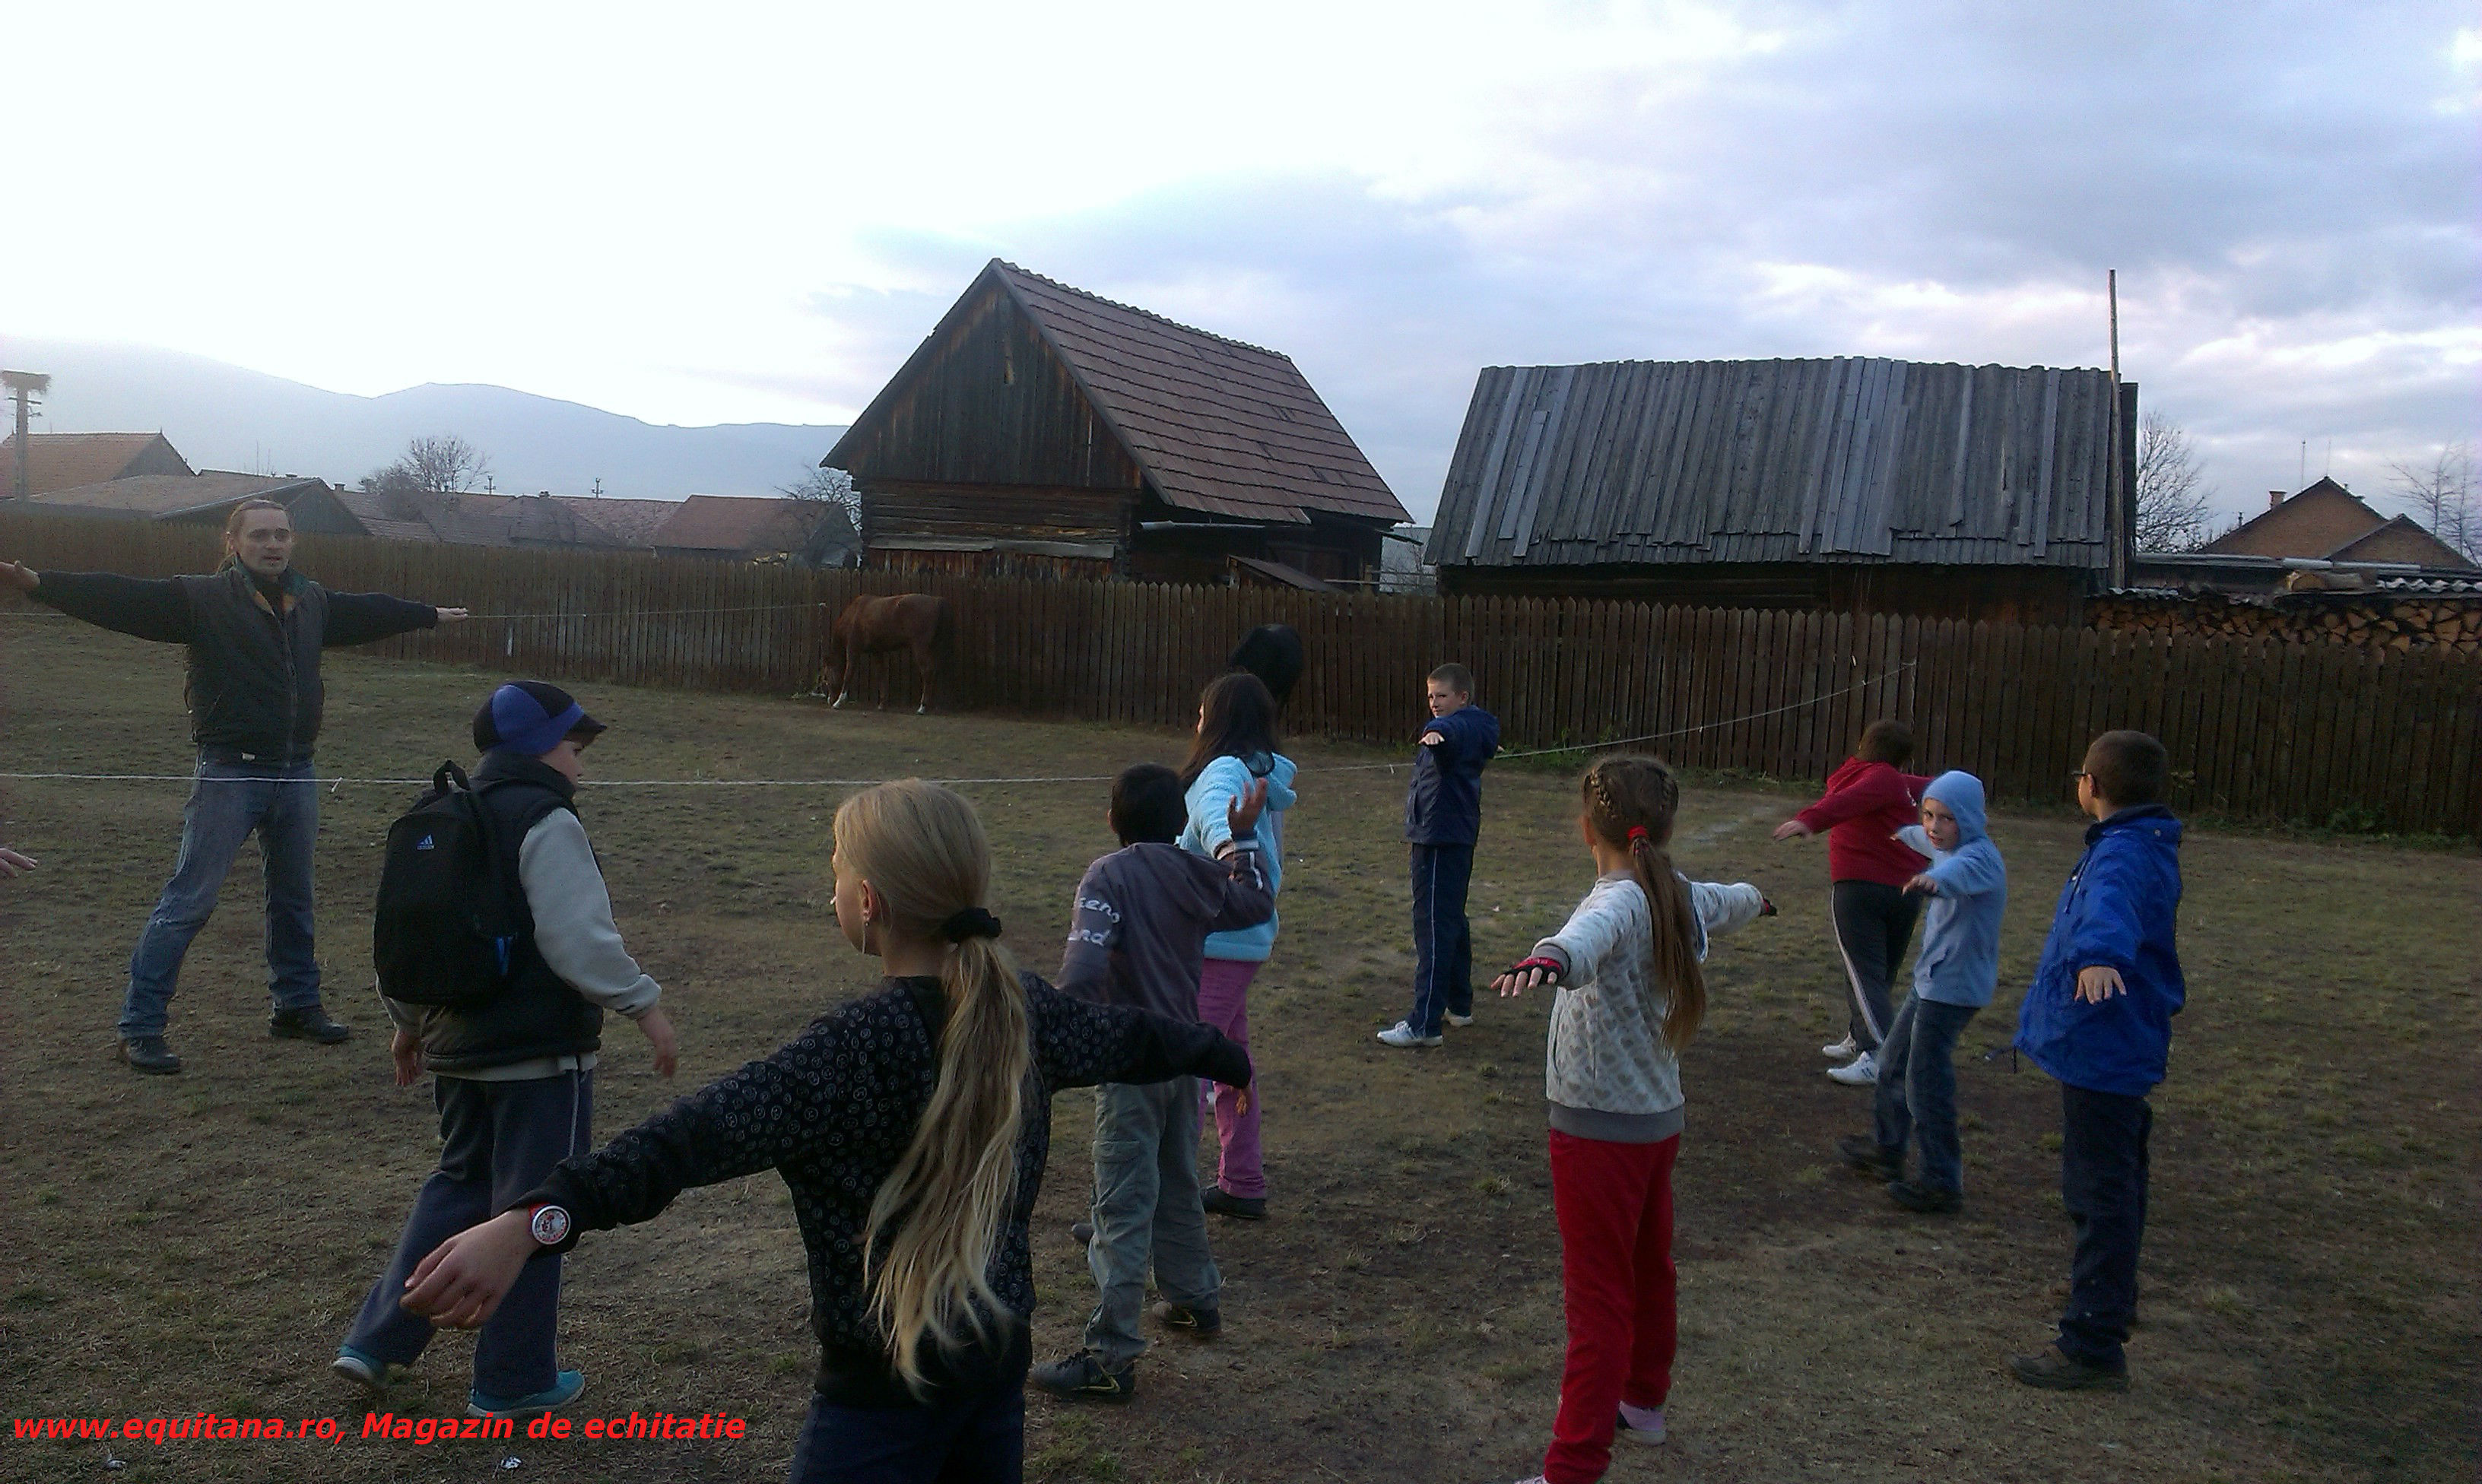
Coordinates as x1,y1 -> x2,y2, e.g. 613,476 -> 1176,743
1533,870 -> 1767,1142
1057,840 -> 1273,1021
382,809 -> 662,1080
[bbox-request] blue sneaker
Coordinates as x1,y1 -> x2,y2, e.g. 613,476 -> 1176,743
331,1345 -> 411,1397
468,1369 -> 586,1419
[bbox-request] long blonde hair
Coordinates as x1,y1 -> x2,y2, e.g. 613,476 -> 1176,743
1582,756 -> 1706,1052
833,780 -> 1033,1390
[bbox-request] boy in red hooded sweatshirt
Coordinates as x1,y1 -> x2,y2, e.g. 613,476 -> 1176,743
1773,719 -> 1931,1086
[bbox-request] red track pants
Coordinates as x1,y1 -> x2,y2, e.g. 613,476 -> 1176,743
1543,1128 -> 1680,1484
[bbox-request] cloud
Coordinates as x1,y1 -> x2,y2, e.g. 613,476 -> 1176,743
8,0 -> 2469,528
792,0 -> 2476,524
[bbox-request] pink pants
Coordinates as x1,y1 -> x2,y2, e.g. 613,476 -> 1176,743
1544,1128 -> 1679,1484
1195,958 -> 1265,1199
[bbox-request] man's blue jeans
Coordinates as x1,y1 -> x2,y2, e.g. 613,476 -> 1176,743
1871,992 -> 1980,1194
118,756 -> 322,1039
1083,1078 -> 1218,1369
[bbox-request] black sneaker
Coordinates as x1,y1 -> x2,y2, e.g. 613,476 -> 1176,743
269,1005 -> 351,1044
1150,1300 -> 1222,1338
2008,1346 -> 2128,1392
120,1035 -> 182,1074
1201,1188 -> 1266,1221
1030,1351 -> 1135,1402
1886,1179 -> 1962,1214
1070,1220 -> 1095,1245
1835,1134 -> 1901,1181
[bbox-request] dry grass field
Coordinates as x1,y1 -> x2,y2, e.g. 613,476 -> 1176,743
1,617 -> 2474,1484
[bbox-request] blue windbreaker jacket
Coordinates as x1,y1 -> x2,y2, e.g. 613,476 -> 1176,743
2014,804 -> 2187,1096
1404,705 -> 1500,845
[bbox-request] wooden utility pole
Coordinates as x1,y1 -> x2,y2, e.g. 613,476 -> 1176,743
2,369 -> 49,502
2106,271 -> 2126,585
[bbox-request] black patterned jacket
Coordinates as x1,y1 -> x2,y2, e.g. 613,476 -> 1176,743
523,972 -> 1249,1406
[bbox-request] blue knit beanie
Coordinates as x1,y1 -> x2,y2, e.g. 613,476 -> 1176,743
474,681 -> 605,756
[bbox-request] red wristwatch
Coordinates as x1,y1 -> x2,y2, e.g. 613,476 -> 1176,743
525,1203 -> 572,1247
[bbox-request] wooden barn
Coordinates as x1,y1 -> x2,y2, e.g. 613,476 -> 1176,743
824,260 -> 1408,585
1424,357 -> 2135,623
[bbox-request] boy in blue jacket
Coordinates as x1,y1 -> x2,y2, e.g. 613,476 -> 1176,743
1836,770 -> 2005,1215
2010,731 -> 2185,1392
1379,663 -> 1501,1049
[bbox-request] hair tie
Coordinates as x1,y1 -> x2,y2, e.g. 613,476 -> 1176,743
1626,826 -> 1650,845
940,907 -> 1003,943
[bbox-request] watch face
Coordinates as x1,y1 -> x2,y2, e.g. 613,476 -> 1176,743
528,1205 -> 572,1246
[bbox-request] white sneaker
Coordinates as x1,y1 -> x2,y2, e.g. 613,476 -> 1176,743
1820,1034 -> 1858,1059
1827,1051 -> 1879,1086
1376,1021 -> 1443,1049
1445,1012 -> 1475,1028
1617,1401 -> 1668,1445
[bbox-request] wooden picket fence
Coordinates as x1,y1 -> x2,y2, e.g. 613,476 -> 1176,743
3,509 -> 2476,835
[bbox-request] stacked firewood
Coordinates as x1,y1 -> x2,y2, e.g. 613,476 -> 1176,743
2088,589 -> 2482,656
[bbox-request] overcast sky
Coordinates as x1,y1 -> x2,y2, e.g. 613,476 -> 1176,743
9,2 -> 2474,525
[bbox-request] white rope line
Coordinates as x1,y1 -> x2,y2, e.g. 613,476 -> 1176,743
1316,658 -> 1918,771
0,662 -> 1914,791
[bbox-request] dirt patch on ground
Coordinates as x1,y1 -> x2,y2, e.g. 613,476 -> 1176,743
1,618 -> 2474,1483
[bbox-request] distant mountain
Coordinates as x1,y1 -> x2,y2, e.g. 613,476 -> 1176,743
0,338 -> 848,500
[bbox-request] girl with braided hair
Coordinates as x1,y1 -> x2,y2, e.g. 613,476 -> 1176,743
1490,756 -> 1775,1484
399,780 -> 1250,1482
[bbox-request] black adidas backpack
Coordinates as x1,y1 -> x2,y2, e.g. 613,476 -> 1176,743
373,761 -> 533,1009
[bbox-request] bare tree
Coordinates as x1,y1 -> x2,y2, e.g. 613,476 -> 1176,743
2385,442 -> 2478,565
402,434 -> 491,494
780,464 -> 861,525
2131,411 -> 2217,553
360,433 -> 493,520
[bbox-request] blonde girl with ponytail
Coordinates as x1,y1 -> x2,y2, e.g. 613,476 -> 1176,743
403,780 -> 1252,1483
1488,756 -> 1776,1484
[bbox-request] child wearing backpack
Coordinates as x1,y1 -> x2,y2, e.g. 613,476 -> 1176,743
1491,756 -> 1773,1484
1834,770 -> 2007,1214
1033,763 -> 1274,1401
336,681 -> 677,1419
400,779 -> 1252,1483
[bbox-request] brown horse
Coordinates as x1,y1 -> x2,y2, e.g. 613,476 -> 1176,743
817,593 -> 948,714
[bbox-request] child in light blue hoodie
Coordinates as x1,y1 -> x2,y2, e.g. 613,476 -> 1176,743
1836,769 -> 2005,1213
1178,673 -> 1299,1220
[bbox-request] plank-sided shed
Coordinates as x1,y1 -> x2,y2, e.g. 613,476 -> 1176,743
824,260 -> 1408,584
1424,357 -> 2136,623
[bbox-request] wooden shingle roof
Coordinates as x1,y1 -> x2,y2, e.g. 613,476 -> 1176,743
829,261 -> 1404,528
989,262 -> 1404,526
1426,357 -> 2128,572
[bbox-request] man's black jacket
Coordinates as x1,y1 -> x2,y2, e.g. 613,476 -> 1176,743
33,564 -> 438,763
